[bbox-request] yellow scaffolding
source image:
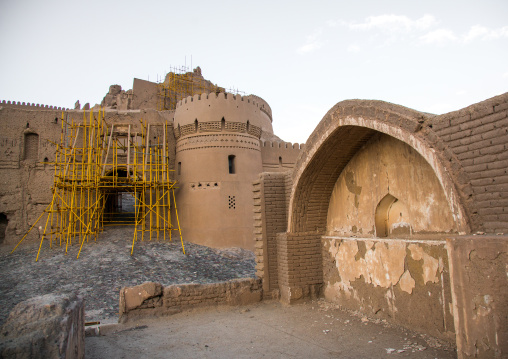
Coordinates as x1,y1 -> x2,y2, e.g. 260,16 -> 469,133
157,65 -> 224,111
13,109 -> 185,260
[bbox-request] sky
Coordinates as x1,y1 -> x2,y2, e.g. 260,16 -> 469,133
0,0 -> 507,144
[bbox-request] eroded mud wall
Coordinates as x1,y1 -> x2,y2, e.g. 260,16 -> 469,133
447,236 -> 508,358
0,107 -> 176,245
323,237 -> 455,342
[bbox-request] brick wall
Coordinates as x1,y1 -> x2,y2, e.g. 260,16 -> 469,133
277,231 -> 323,304
253,172 -> 288,298
119,279 -> 262,322
429,93 -> 508,233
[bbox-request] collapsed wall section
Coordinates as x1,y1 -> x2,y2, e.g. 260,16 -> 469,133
118,279 -> 262,322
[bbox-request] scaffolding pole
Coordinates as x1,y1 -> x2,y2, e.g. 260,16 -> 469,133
13,109 -> 184,260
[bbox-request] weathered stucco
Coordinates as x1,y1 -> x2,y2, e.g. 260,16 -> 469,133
322,237 -> 455,342
327,134 -> 457,237
447,236 -> 508,359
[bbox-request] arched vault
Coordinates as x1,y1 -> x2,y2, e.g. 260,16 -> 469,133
288,99 -> 471,235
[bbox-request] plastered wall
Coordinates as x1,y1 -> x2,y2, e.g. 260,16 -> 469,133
175,132 -> 262,250
327,134 -> 457,237
174,92 -> 273,135
322,237 -> 455,341
447,236 -> 508,358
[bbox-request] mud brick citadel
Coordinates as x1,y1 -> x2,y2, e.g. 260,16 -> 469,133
0,67 -> 506,357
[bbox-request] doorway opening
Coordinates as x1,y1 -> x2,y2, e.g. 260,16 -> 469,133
0,213 -> 7,244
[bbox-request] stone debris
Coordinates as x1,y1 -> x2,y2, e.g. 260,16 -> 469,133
312,298 -> 453,353
0,227 -> 256,327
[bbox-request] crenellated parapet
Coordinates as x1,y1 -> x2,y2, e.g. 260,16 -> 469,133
174,92 -> 274,135
176,92 -> 272,119
261,141 -> 305,150
246,94 -> 272,122
0,100 -> 68,111
261,140 -> 304,172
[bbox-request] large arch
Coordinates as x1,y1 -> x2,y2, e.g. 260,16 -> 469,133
275,99 -> 473,306
288,99 -> 471,235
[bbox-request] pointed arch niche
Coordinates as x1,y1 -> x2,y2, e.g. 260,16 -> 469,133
326,133 -> 457,237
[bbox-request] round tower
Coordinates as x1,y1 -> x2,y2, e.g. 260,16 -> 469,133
174,92 -> 273,250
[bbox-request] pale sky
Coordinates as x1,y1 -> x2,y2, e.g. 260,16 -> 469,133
1,0 -> 507,144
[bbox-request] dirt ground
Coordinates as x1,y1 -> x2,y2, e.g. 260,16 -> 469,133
86,299 -> 456,359
0,226 -> 255,326
2,227 -> 457,358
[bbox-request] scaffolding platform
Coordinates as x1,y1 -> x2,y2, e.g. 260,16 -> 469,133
13,109 -> 184,260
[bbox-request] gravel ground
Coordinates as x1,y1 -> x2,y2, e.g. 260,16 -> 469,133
0,226 -> 255,327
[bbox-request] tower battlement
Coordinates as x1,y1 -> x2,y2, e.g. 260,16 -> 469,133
1,100 -> 68,111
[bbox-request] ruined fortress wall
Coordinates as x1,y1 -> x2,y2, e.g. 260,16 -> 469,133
0,106 -> 176,245
0,107 -> 63,244
130,78 -> 159,110
261,141 -> 304,172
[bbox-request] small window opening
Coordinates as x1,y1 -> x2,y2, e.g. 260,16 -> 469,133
194,119 -> 198,132
177,162 -> 181,175
279,156 -> 282,166
54,117 -> 58,124
221,117 -> 225,131
26,123 -> 29,128
228,155 -> 236,174
246,120 -> 250,132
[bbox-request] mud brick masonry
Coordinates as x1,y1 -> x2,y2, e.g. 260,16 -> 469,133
0,68 -> 506,358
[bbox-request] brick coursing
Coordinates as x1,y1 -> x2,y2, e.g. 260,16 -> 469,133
277,231 -> 323,303
257,94 -> 508,305
253,172 -> 288,297
429,93 -> 508,233
289,94 -> 508,237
